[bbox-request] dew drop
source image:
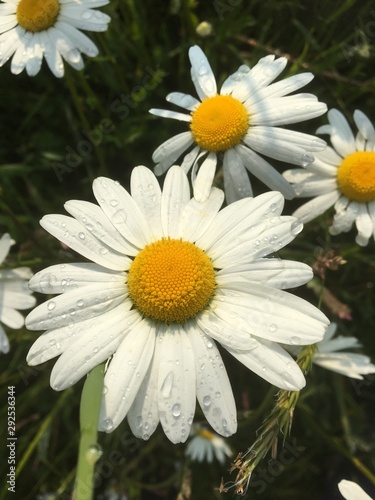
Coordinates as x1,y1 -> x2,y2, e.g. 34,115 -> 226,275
172,403 -> 181,418
161,371 -> 174,398
78,232 -> 85,240
291,220 -> 302,236
102,418 -> 113,431
86,444 -> 103,464
290,336 -> 301,345
110,199 -> 119,207
77,299 -> 84,307
269,323 -> 278,333
47,301 -> 56,311
203,395 -> 211,407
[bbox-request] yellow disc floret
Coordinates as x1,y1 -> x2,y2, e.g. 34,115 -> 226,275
127,238 -> 216,323
337,151 -> 375,203
190,95 -> 249,152
17,0 -> 60,33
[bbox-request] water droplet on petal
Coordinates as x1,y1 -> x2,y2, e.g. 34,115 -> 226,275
47,301 -> 56,311
102,418 -> 113,431
290,336 -> 301,345
172,403 -> 181,418
203,395 -> 211,407
269,323 -> 278,333
161,371 -> 174,398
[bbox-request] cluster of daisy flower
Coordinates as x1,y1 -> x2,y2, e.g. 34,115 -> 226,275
1,3 -> 374,496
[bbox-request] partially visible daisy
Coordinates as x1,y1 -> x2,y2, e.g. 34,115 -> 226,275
26,166 -> 328,443
150,45 -> 327,203
185,425 -> 232,464
313,323 -> 375,380
338,480 -> 373,500
0,233 -> 36,353
283,109 -> 375,246
0,0 -> 110,77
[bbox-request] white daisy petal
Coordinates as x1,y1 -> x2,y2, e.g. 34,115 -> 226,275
249,96 -> 327,126
187,324 -> 237,436
353,110 -> 375,143
223,149 -> 253,203
338,480 -> 373,500
196,191 -> 285,254
0,233 -> 15,263
166,92 -> 200,111
193,152 -> 217,202
130,165 -> 163,240
26,282 -> 127,331
179,188 -> 224,243
29,263 -> 124,294
93,177 -> 151,250
220,64 -> 251,96
236,144 -> 296,199
49,309 -> 141,390
292,190 -> 341,223
1,307 -> 25,329
0,324 -> 10,354
99,319 -> 155,432
64,200 -> 135,254
355,204 -> 373,246
157,324 -> 196,443
324,109 -> 356,157
215,287 -> 327,344
216,259 -> 313,289
127,325 -> 162,440
149,108 -> 192,122
152,132 -> 194,175
161,165 -> 190,238
226,339 -> 306,390
189,45 -> 217,98
40,214 -> 129,270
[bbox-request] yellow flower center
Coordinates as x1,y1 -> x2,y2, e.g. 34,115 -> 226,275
190,95 -> 249,152
16,0 -> 60,33
336,151 -> 375,203
197,429 -> 215,440
127,238 -> 216,323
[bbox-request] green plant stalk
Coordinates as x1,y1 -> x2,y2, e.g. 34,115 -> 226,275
73,363 -> 105,500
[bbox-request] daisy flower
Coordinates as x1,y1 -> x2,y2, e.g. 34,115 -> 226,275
0,0 -> 110,77
150,45 -> 327,203
26,166 -> 328,443
313,323 -> 375,380
338,480 -> 373,500
0,233 -> 36,354
185,425 -> 232,464
283,109 -> 375,246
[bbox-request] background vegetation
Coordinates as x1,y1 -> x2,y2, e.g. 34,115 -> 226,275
1,0 -> 375,498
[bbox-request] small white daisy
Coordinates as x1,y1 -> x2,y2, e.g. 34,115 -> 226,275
26,166 -> 328,443
185,425 -> 232,464
338,480 -> 373,500
0,233 -> 36,354
150,45 -> 327,203
283,109 -> 375,246
0,0 -> 110,77
313,323 -> 375,380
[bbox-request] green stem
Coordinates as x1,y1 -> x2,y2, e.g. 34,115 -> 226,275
73,363 -> 105,500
